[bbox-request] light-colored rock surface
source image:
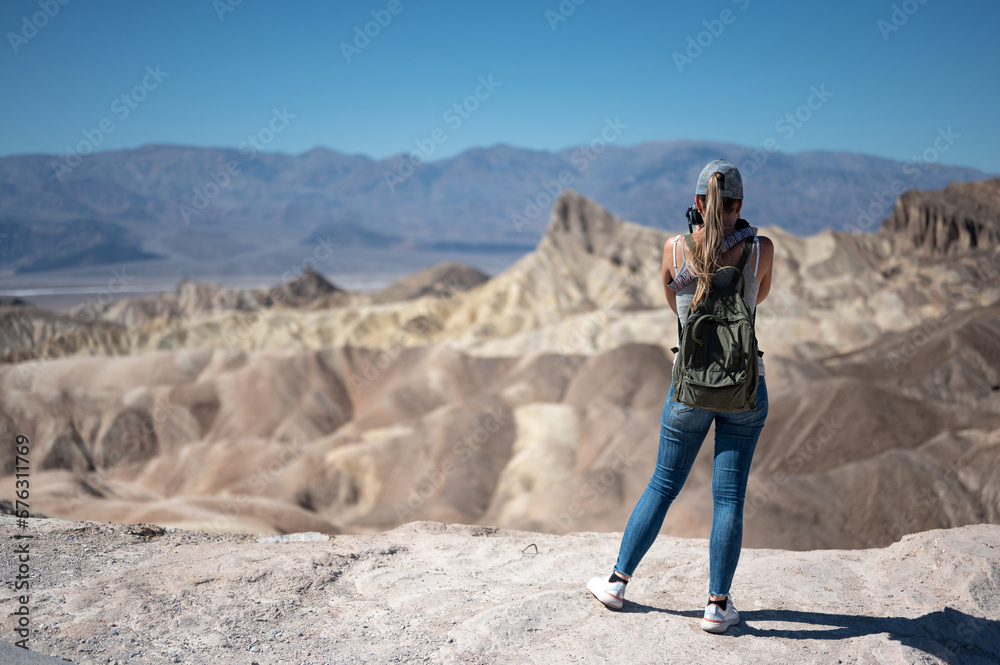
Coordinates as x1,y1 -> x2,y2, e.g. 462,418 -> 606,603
880,178 -> 1000,256
0,517 -> 998,665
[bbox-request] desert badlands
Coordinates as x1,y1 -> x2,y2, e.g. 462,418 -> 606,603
2,181 -> 1000,663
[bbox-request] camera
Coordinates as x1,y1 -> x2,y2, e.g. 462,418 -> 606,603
685,205 -> 703,233
685,205 -> 751,234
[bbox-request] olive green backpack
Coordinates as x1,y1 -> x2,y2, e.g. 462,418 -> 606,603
670,236 -> 762,412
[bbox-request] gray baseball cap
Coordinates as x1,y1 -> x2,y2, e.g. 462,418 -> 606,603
695,159 -> 743,200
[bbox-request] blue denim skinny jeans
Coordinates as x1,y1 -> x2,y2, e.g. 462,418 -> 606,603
614,374 -> 768,597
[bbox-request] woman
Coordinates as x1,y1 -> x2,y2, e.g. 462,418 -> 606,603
586,159 -> 774,633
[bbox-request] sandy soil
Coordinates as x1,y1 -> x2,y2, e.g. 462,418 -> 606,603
1,517 -> 998,665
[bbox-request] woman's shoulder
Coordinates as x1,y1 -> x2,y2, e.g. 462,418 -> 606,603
754,234 -> 774,254
663,233 -> 691,254
752,234 -> 774,274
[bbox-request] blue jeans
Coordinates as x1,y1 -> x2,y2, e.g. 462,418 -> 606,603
613,374 -> 768,596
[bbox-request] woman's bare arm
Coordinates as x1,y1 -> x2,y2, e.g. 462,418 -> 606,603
755,236 -> 774,304
662,236 -> 679,314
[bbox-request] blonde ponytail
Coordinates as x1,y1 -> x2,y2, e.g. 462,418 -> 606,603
691,172 -> 728,308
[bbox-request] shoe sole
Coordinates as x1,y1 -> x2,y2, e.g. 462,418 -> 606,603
586,579 -> 624,609
700,614 -> 739,633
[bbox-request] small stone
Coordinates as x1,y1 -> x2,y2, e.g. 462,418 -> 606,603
259,532 -> 329,543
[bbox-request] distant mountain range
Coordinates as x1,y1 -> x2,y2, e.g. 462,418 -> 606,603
0,141 -> 991,274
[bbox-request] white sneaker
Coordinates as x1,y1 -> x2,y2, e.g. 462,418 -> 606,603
587,576 -> 626,609
701,599 -> 739,633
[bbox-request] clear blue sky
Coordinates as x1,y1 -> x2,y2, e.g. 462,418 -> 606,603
2,0 -> 998,172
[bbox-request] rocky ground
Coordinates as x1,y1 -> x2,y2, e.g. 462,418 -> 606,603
1,517 -> 998,665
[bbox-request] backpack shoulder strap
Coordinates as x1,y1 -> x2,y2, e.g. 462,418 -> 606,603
727,238 -> 754,295
720,227 -> 756,253
672,313 -> 682,354
735,237 -> 754,274
685,227 -> 756,258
